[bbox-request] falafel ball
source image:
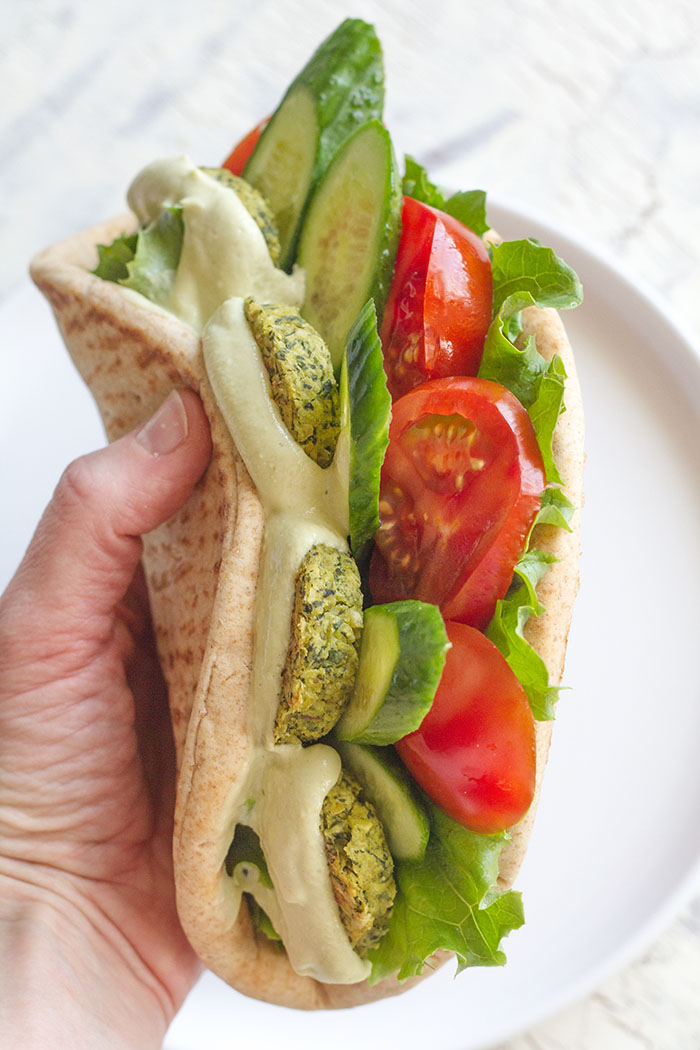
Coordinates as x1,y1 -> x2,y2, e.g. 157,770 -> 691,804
321,771 -> 396,955
244,298 -> 340,468
274,544 -> 362,744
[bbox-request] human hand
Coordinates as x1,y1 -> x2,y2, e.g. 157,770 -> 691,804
0,390 -> 211,1049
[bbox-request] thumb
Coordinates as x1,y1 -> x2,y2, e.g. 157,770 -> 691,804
1,389 -> 212,663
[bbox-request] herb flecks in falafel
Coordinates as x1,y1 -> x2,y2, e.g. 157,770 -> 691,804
200,166 -> 282,264
244,298 -> 340,468
321,771 -> 396,955
274,544 -> 362,744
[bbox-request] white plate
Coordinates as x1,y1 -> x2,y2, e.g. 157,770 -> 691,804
2,202 -> 700,1050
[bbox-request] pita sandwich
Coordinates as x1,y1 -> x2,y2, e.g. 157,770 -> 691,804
30,14 -> 584,1003
31,212 -> 583,1008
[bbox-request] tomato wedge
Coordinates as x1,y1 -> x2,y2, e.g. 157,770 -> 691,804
369,378 -> 545,629
379,197 -> 493,399
395,622 -> 536,834
222,117 -> 268,176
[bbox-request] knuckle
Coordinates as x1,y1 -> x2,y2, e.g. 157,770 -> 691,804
57,454 -> 100,511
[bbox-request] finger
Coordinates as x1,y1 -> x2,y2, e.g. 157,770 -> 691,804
1,389 -> 212,667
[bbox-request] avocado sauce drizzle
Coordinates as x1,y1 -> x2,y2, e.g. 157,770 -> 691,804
204,299 -> 369,984
127,156 -> 368,984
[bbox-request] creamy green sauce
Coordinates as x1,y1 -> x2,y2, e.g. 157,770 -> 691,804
127,156 -> 304,332
204,300 -> 367,983
124,156 -> 366,983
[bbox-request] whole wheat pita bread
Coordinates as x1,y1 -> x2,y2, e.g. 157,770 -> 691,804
30,215 -> 584,1009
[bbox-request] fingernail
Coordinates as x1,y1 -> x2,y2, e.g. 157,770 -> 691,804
136,391 -> 189,456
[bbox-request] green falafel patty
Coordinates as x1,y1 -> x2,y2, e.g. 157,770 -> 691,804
274,545 -> 362,744
321,771 -> 396,955
244,298 -> 340,468
200,166 -> 282,264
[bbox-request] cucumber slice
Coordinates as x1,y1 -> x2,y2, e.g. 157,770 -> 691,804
244,87 -> 318,268
336,601 -> 449,745
244,18 -> 384,269
338,301 -> 391,563
336,741 -> 429,861
297,120 -> 402,369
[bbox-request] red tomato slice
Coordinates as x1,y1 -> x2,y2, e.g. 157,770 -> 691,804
379,197 -> 493,399
369,378 -> 545,629
222,117 -> 269,176
396,621 -> 536,834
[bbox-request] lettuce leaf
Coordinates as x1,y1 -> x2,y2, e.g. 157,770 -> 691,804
479,302 -> 549,408
484,484 -> 574,722
368,802 -> 524,982
402,155 -> 445,208
479,305 -> 567,484
402,155 -> 488,236
94,232 -> 138,282
527,354 -> 567,485
534,485 -> 575,531
93,205 -> 184,306
486,552 -> 560,721
485,488 -> 574,721
444,189 -> 489,238
490,238 -> 583,316
120,205 -> 184,304
478,238 -> 581,484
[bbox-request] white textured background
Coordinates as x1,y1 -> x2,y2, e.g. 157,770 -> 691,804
3,1 -> 700,1047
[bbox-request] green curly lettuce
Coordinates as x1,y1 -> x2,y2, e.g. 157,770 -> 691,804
402,155 -> 488,236
479,240 -> 582,483
487,550 -> 560,721
93,231 -> 138,282
368,801 -> 524,982
93,205 -> 184,306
